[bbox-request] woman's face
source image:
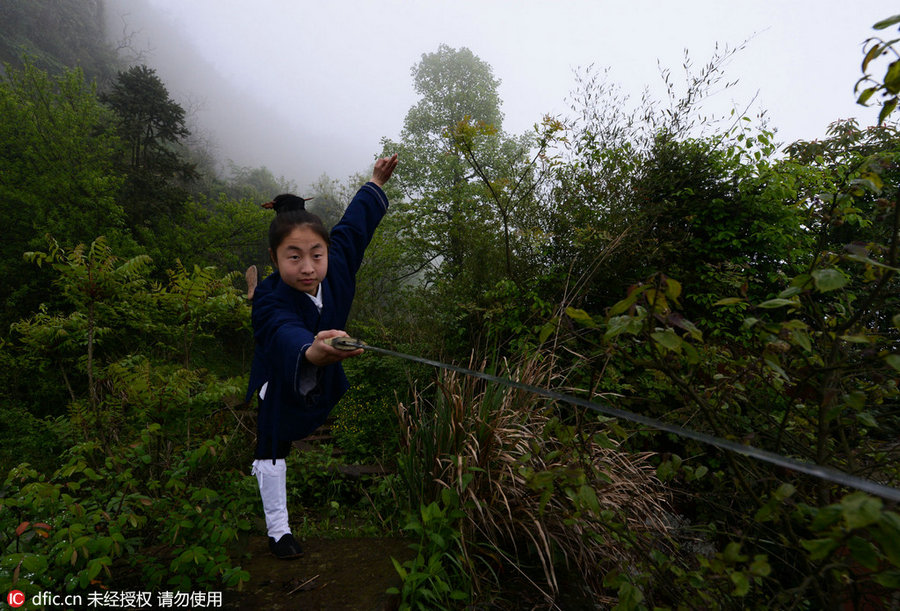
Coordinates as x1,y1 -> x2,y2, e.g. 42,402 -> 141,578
270,225 -> 328,295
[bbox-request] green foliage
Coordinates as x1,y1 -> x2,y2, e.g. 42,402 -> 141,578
222,162 -> 298,205
0,0 -> 118,84
550,110 -> 899,607
102,64 -> 196,231
856,15 -> 900,124
332,394 -> 398,463
0,61 -> 126,328
403,44 -> 502,138
1,234 -> 257,595
392,359 -> 670,607
375,45 -> 552,358
0,431 -> 254,596
387,489 -> 471,610
284,445 -> 354,510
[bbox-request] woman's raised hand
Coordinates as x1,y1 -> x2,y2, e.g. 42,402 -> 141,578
370,153 -> 398,187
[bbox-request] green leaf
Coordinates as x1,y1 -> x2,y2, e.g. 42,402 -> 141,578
879,98 -> 898,124
841,492 -> 883,529
873,571 -> 900,589
21,554 -> 48,573
682,342 -> 700,364
811,268 -> 848,292
885,59 -> 900,92
604,314 -> 643,339
862,43 -> 882,73
788,324 -> 811,351
845,253 -> 900,271
885,354 -> 900,372
723,542 -> 747,563
878,512 -> 900,565
758,298 -> 797,309
856,412 -> 877,428
874,14 -> 900,29
608,285 -> 648,316
840,334 -> 874,344
651,329 -> 683,353
857,87 -> 877,106
713,297 -> 744,306
778,286 -> 803,299
801,537 -> 839,560
730,572 -> 750,596
565,307 -> 596,328
774,483 -> 796,501
538,319 -> 556,344
664,277 -> 682,299
749,554 -> 771,577
847,536 -> 879,570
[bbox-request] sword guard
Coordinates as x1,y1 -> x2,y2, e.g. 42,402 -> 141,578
323,336 -> 365,351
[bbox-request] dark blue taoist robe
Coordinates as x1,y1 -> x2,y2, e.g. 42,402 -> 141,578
246,182 -> 389,459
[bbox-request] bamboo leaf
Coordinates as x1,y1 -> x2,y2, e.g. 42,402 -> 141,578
758,298 -> 797,309
565,307 -> 596,328
862,45 -> 882,72
874,14 -> 900,29
714,297 -> 745,306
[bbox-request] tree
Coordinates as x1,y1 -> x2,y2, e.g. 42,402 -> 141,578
541,49 -> 788,320
374,45 -> 550,354
0,62 -> 125,329
103,65 -> 191,174
102,64 -> 196,228
381,45 -> 505,284
223,162 -> 297,205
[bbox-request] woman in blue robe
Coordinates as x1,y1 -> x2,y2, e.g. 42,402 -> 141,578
246,154 -> 397,558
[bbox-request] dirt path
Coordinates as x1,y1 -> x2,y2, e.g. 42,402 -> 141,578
224,536 -> 412,610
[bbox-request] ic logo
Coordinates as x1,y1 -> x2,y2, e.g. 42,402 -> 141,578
7,590 -> 25,608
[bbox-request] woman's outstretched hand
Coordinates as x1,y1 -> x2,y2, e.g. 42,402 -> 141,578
304,329 -> 363,366
370,153 -> 398,187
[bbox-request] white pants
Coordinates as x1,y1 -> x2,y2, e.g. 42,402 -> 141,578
251,458 -> 291,541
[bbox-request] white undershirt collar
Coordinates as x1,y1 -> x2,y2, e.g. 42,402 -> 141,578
305,284 -> 323,311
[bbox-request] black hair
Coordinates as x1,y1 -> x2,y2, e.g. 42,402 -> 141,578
265,193 -> 330,253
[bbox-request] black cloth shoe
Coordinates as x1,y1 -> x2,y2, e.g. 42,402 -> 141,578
268,533 -> 303,559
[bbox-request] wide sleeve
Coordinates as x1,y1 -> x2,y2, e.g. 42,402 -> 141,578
251,285 -> 321,402
270,323 -> 320,398
328,182 -> 389,280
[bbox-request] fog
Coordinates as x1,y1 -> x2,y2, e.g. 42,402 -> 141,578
104,0 -> 888,192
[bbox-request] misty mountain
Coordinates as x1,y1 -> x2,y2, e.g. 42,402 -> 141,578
102,0 -> 350,189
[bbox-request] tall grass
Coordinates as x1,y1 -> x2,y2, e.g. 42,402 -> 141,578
394,355 -> 671,606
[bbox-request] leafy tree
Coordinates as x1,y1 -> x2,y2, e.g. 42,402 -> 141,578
381,45 -> 505,287
103,65 -> 191,174
540,49 -> 789,324
140,194 -> 271,281
0,61 -> 126,329
102,64 -> 196,229
375,45 -> 550,355
222,162 -> 297,205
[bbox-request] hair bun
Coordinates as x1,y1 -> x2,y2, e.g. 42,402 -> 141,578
261,194 -> 314,213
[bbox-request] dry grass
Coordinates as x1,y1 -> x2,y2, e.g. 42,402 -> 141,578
395,355 -> 672,606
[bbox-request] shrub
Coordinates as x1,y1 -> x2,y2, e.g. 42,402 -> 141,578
392,356 -> 672,607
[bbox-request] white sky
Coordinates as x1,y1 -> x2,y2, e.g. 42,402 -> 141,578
107,0 -> 893,191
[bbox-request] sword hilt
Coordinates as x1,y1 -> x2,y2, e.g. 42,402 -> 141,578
323,336 -> 366,351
